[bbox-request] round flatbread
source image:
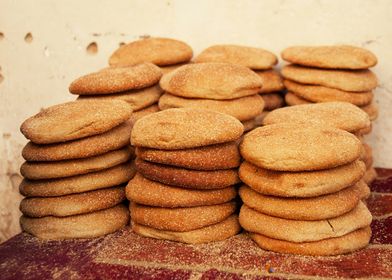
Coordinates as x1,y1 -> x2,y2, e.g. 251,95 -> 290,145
77,85 -> 162,111
281,45 -> 377,69
239,201 -> 372,242
158,93 -> 264,121
130,201 -> 236,232
135,158 -> 240,189
250,226 -> 371,256
194,44 -> 277,70
132,215 -> 240,244
69,63 -> 162,94
20,147 -> 133,180
20,204 -> 129,239
256,70 -> 284,93
239,180 -> 368,220
109,37 -> 193,67
22,121 -> 132,161
131,108 -> 243,150
281,65 -> 378,92
284,79 -> 373,106
20,100 -> 133,144
129,104 -> 160,126
19,161 -> 136,197
242,118 -> 258,132
285,91 -> 311,106
361,143 -> 373,169
240,124 -> 362,171
263,102 -> 371,133
160,63 -> 263,100
363,167 -> 377,184
239,160 -> 366,197
361,102 -> 379,121
260,93 -> 285,110
20,186 -> 126,217
160,63 -> 188,74
126,173 -> 236,207
136,141 -> 240,170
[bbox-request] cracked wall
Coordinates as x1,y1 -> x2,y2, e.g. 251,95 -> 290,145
0,0 -> 391,241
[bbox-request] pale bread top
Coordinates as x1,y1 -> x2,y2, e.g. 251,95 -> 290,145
160,63 -> 263,100
263,102 -> 370,132
109,37 -> 193,67
194,44 -> 277,70
20,100 -> 133,144
69,63 -> 162,95
240,123 -> 362,171
131,108 -> 244,149
282,45 -> 377,69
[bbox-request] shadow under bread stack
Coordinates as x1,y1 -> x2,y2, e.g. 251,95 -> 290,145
262,101 -> 375,185
127,108 -> 243,244
108,37 -> 193,74
69,62 -> 163,124
18,100 -> 135,239
239,123 -> 372,256
193,44 -> 285,128
159,62 -> 264,132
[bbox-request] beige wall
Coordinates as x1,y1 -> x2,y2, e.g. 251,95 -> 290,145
1,0 -> 391,241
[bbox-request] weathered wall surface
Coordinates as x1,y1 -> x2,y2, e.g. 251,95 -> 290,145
1,0 -> 391,241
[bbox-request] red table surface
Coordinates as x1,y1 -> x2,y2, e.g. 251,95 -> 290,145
0,168 -> 391,280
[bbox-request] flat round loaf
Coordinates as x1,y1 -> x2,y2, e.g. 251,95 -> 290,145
194,44 -> 277,70
132,215 -> 240,244
281,65 -> 378,92
22,121 -> 132,161
239,160 -> 365,197
136,141 -> 240,170
19,161 -> 136,197
130,201 -> 236,232
160,63 -> 263,100
263,102 -> 371,133
20,147 -> 133,180
20,204 -> 129,239
239,202 -> 372,242
284,79 -> 373,106
260,93 -> 285,110
135,159 -> 240,189
363,167 -> 377,184
285,91 -> 311,106
131,108 -> 244,149
77,85 -> 162,111
109,37 -> 193,67
126,173 -> 236,207
281,45 -> 377,69
20,186 -> 126,217
256,70 -> 284,93
240,124 -> 362,171
361,143 -> 373,169
129,104 -> 160,126
361,102 -> 379,121
69,63 -> 162,94
242,118 -> 258,132
250,227 -> 371,256
20,100 -> 133,144
239,181 -> 368,220
158,93 -> 264,121
160,63 -> 188,74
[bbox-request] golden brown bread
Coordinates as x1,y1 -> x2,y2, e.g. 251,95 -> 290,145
129,104 -> 160,126
260,93 -> 285,110
239,160 -> 365,197
20,204 -> 129,239
363,167 -> 377,184
194,44 -> 277,70
255,70 -> 285,93
158,93 -> 264,121
136,141 -> 240,170
250,226 -> 371,256
132,215 -> 240,244
240,124 -> 362,171
20,186 -> 126,217
241,118 -> 258,132
109,37 -> 193,67
130,201 -> 236,232
19,161 -> 136,197
20,100 -> 133,144
126,173 -> 236,207
160,63 -> 263,100
239,202 -> 372,242
136,158 -> 240,189
285,91 -> 311,106
131,108 -> 244,150
361,102 -> 379,121
281,45 -> 377,69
